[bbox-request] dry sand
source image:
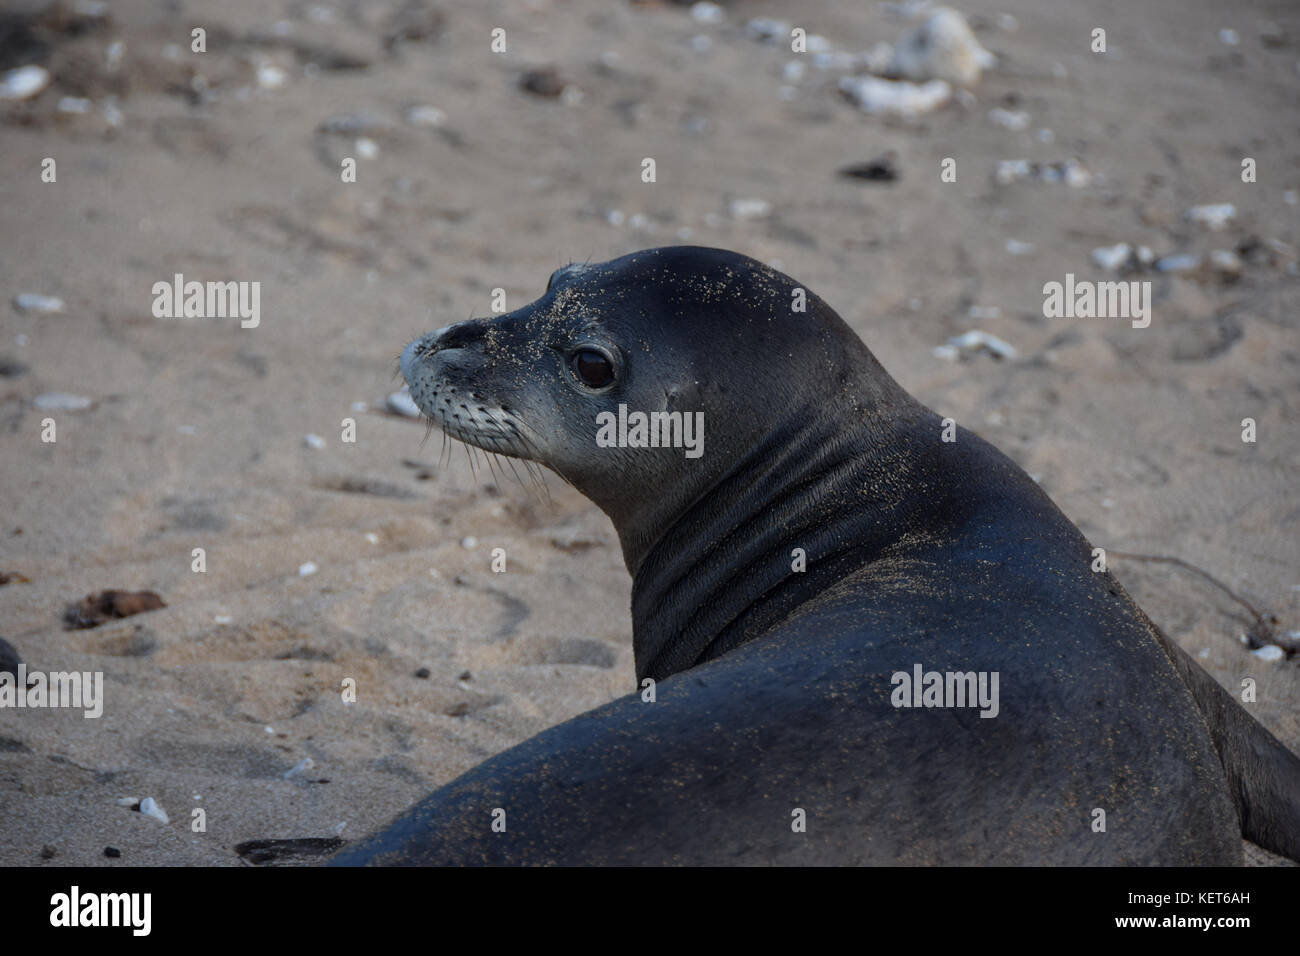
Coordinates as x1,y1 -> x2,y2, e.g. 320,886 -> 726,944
0,0 -> 1296,865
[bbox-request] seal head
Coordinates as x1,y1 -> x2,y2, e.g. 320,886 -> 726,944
401,246 -> 925,680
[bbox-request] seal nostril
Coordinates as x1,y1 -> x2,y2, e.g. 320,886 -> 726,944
432,321 -> 483,352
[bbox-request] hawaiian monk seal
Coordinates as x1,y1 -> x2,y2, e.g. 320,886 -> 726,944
332,246 -> 1300,865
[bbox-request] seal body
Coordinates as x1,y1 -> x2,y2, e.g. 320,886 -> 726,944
334,247 -> 1300,865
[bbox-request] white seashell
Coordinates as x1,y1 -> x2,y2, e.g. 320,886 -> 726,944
728,198 -> 772,220
138,797 -> 169,824
257,64 -> 287,90
889,8 -> 994,87
987,108 -> 1029,131
0,65 -> 50,101
839,75 -> 951,116
284,758 -> 315,779
690,2 -> 724,25
1154,253 -> 1202,273
403,105 -> 445,127
385,389 -> 421,418
14,293 -> 64,313
746,19 -> 790,44
1186,204 -> 1235,230
944,330 -> 1017,360
34,393 -> 93,411
1091,243 -> 1134,271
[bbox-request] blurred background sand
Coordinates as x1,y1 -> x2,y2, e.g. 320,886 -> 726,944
0,0 -> 1296,865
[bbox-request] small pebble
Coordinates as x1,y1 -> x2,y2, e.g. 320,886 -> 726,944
1186,203 -> 1235,230
256,64 -> 287,90
13,294 -> 64,313
995,158 -> 1091,188
138,797 -> 169,824
284,757 -> 315,780
520,68 -> 566,98
1251,645 -> 1285,662
460,536 -> 478,549
691,2 -> 724,25
33,393 -> 93,411
1154,253 -> 1203,273
988,108 -> 1029,131
839,75 -> 952,117
888,7 -> 994,87
298,562 -> 318,577
304,433 -> 326,450
1091,243 -> 1134,272
746,18 -> 789,44
1209,248 -> 1243,278
64,590 -> 165,628
57,97 -> 93,114
319,112 -> 391,135
729,198 -> 772,221
414,667 -> 431,679
838,154 -> 899,183
937,330 -> 1017,361
386,390 -> 421,418
0,65 -> 50,101
404,105 -> 445,127
104,846 -> 121,858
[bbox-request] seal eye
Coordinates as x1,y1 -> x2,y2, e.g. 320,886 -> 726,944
570,349 -> 614,389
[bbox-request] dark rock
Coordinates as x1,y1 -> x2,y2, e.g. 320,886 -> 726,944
839,153 -> 900,183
